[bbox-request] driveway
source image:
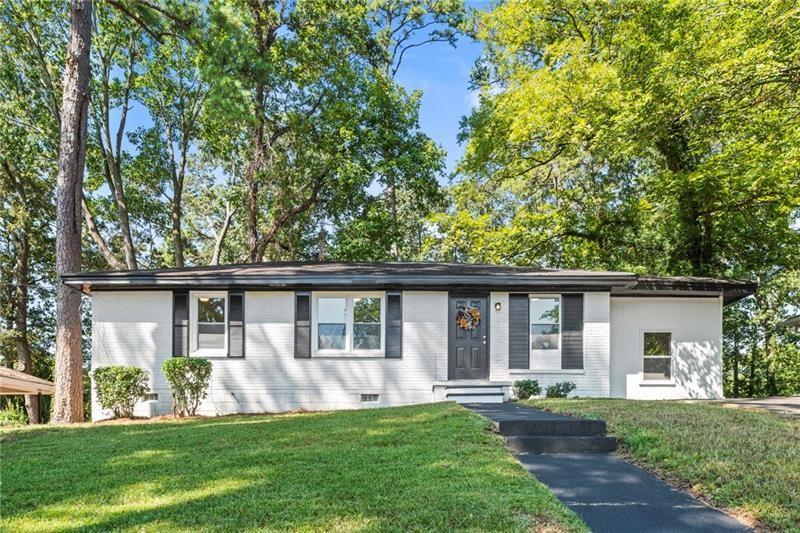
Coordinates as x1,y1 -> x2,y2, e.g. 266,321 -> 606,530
700,396 -> 800,417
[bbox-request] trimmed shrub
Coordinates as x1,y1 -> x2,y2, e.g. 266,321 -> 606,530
162,358 -> 212,417
545,381 -> 577,398
93,365 -> 150,418
512,379 -> 541,400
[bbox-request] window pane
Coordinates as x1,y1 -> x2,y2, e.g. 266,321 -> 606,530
354,323 -> 381,349
530,298 -> 559,324
644,332 -> 671,356
318,298 -> 346,323
354,297 -> 380,323
198,297 -> 225,323
318,324 -> 346,350
644,357 -> 671,380
531,324 -> 560,350
197,297 -> 225,350
353,298 -> 381,350
318,298 -> 346,350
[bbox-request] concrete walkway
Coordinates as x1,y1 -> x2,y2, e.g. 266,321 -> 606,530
467,403 -> 750,533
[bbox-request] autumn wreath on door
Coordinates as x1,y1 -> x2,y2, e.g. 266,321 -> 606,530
456,304 -> 481,330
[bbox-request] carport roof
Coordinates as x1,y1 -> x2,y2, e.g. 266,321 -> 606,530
0,367 -> 54,395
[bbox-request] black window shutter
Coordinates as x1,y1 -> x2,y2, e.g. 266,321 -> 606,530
508,294 -> 529,369
385,291 -> 403,358
172,291 -> 189,357
228,292 -> 245,358
294,292 -> 311,358
561,294 -> 584,370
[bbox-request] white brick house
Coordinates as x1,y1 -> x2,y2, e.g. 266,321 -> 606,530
62,262 -> 755,421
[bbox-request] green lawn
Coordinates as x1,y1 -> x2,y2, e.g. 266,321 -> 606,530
1,402 -> 584,532
525,398 -> 800,531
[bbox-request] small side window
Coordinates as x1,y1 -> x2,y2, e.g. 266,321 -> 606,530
643,332 -> 672,380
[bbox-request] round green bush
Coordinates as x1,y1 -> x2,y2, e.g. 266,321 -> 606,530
93,365 -> 150,418
512,379 -> 541,400
162,357 -> 212,417
545,381 -> 577,398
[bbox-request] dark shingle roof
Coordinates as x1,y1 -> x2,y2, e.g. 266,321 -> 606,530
61,261 -> 755,304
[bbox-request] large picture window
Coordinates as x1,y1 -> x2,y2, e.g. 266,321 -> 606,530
643,332 -> 672,381
313,293 -> 384,355
190,291 -> 227,356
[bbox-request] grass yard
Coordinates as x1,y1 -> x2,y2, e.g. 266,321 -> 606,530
1,402 -> 584,532
525,398 -> 800,531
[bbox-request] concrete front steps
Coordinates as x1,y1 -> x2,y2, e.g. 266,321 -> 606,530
445,384 -> 506,404
468,403 -> 618,454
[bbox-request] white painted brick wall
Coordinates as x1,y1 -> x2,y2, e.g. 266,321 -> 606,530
90,290 -> 449,420
489,292 -> 611,397
90,291 -> 173,420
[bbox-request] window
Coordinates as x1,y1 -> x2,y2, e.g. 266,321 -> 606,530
190,291 -> 227,356
643,332 -> 672,381
318,297 -> 346,350
313,293 -> 384,355
353,297 -> 381,349
530,297 -> 560,350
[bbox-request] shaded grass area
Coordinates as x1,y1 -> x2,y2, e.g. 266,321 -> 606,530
1,402 -> 584,532
526,398 -> 800,531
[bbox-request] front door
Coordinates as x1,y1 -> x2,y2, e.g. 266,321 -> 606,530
448,294 -> 489,380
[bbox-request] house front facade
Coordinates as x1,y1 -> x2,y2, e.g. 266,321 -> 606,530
62,262 -> 755,421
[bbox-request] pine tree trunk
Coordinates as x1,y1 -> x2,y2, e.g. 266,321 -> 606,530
52,0 -> 92,424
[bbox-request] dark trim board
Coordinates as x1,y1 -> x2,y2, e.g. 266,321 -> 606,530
63,261 -> 756,305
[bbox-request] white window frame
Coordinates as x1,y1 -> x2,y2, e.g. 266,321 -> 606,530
529,294 -> 562,370
189,290 -> 228,357
641,330 -> 674,383
312,292 -> 385,357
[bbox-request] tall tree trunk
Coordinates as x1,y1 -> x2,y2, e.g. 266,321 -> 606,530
172,182 -> 184,267
732,328 -> 740,398
82,194 -> 126,270
763,324 -> 776,396
53,0 -> 92,424
387,175 -> 399,260
14,229 -> 39,423
3,160 -> 40,422
211,202 -> 235,266
748,337 -> 758,397
245,96 -> 265,263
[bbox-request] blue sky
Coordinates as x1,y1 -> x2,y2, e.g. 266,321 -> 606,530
395,34 -> 484,179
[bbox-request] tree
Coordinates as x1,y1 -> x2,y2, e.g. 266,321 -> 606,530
363,0 -> 462,259
204,0 -> 424,263
53,0 -> 92,424
442,0 -> 799,275
433,0 -> 800,395
138,28 -> 207,268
